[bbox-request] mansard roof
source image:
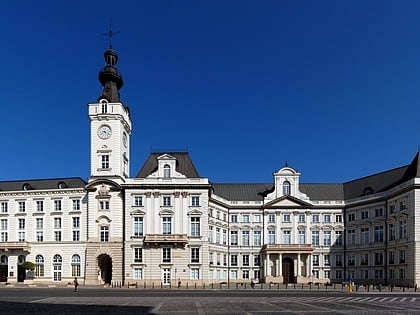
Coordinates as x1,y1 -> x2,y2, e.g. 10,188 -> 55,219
0,177 -> 86,192
136,152 -> 200,178
342,152 -> 420,199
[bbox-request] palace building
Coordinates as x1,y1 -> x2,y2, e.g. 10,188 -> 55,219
1,45 -> 419,287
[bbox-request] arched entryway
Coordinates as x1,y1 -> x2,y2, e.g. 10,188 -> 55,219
282,257 -> 295,283
97,254 -> 112,284
0,255 -> 7,282
17,255 -> 26,282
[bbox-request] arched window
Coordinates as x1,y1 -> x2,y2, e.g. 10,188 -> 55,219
283,181 -> 291,195
101,100 -> 108,114
163,164 -> 171,178
71,254 -> 81,277
53,254 -> 62,282
18,255 -> 25,264
35,255 -> 44,277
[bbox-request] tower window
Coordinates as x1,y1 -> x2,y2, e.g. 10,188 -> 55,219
283,181 -> 291,195
101,155 -> 110,169
101,101 -> 107,114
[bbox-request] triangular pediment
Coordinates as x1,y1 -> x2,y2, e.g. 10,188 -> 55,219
265,195 -> 312,208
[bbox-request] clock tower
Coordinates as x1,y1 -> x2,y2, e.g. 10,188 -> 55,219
88,46 -> 132,181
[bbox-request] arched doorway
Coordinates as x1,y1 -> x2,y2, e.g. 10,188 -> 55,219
17,255 -> 26,282
0,255 -> 7,282
282,257 -> 295,283
97,254 -> 112,284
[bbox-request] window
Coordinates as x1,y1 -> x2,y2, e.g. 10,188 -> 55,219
399,268 -> 406,279
389,251 -> 395,264
162,217 -> 172,235
347,229 -> 356,245
253,230 -> 261,246
191,268 -> 200,280
361,253 -> 369,265
283,230 -> 291,244
254,254 -> 261,266
36,200 -> 44,212
268,230 -> 276,244
133,217 -> 143,236
54,218 -> 62,229
208,226 -> 213,243
375,208 -> 384,217
101,100 -> 107,113
72,217 -> 80,228
399,249 -> 406,264
231,254 -> 238,266
191,248 -> 200,263
133,268 -> 143,280
335,214 -> 342,222
324,270 -> 330,279
242,231 -> 250,246
374,226 -> 384,242
361,270 -> 369,279
230,231 -> 238,245
323,231 -> 331,246
0,219 -> 7,230
223,229 -> 227,244
53,254 -> 62,282
191,196 -> 200,207
254,215 -> 261,223
72,217 -> 80,241
189,217 -> 200,237
283,214 -> 290,223
54,231 -> 61,242
163,164 -> 171,178
283,181 -> 291,195
361,228 -> 369,244
217,228 -> 222,244
298,230 -> 305,244
268,214 -> 275,223
298,214 -> 305,223
242,270 -> 250,279
72,230 -> 80,241
335,255 -> 343,266
54,200 -> 62,211
0,202 -> 7,213
347,255 -> 355,266
101,155 -> 109,169
312,231 -> 319,246
348,213 -> 355,221
361,211 -> 369,219
162,248 -> 171,263
99,201 -> 109,210
72,199 -> 81,211
100,226 -> 109,242
230,270 -> 237,279
18,201 -> 25,212
163,196 -> 172,207
35,255 -> 44,277
18,231 -> 25,242
36,231 -> 43,242
133,196 -> 143,207
399,220 -> 407,239
324,215 -> 331,223
374,252 -> 384,265
389,223 -> 396,241
242,254 -> 249,266
335,231 -> 343,246
374,269 -> 383,279
231,215 -> 238,223
313,255 -> 319,266
1,232 -> 7,242
71,254 -> 81,277
312,215 -> 319,223
134,248 -> 142,263
242,215 -> 249,223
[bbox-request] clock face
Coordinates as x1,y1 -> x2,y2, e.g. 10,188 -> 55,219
98,125 -> 112,139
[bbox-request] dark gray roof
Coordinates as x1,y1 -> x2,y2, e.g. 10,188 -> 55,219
342,153 -> 420,199
0,178 -> 86,192
212,184 -> 273,201
136,152 -> 200,178
300,184 -> 344,200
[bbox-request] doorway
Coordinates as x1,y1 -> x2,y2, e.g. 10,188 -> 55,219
162,268 -> 171,285
282,257 -> 295,283
97,254 -> 112,284
0,255 -> 7,282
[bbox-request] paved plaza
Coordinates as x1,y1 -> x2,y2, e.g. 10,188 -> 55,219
0,286 -> 420,314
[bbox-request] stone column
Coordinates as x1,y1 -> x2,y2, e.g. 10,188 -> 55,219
297,253 -> 301,276
278,253 -> 282,276
266,253 -> 270,276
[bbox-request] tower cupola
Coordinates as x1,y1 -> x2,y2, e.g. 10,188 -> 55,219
98,47 -> 124,102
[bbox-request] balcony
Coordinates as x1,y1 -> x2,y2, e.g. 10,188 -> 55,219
143,234 -> 188,246
0,242 -> 30,252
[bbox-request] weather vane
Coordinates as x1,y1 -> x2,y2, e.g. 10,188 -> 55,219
102,20 -> 120,49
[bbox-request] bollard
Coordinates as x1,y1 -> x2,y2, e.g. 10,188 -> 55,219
285,283 -> 288,290
348,282 -> 353,293
403,286 -> 405,292
309,283 -> 312,290
294,283 -> 296,290
144,282 -> 146,289
212,282 -> 214,289
317,283 -> 320,290
302,283 -> 304,290
415,284 -> 417,292
278,283 -> 280,290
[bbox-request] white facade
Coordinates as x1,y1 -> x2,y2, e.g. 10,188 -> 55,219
1,46 -> 420,287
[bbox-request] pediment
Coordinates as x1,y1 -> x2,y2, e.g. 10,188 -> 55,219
265,195 -> 312,208
159,209 -> 174,216
130,209 -> 146,216
157,153 -> 176,160
187,209 -> 203,216
95,215 -> 112,223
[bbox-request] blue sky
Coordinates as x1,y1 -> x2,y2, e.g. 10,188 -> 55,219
1,0 -> 420,184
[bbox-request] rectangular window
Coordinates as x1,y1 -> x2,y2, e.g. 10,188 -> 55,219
231,254 -> 238,266
36,200 -> 44,212
54,200 -> 62,211
298,230 -> 305,244
375,208 -> 384,217
324,215 -> 331,223
375,252 -> 384,265
231,215 -> 238,223
283,214 -> 290,222
162,248 -> 171,263
283,230 -> 291,244
191,196 -> 200,207
242,270 -> 250,279
335,214 -> 342,222
323,231 -> 331,246
242,230 -> 250,246
18,231 -> 25,242
133,268 -> 143,280
133,196 -> 143,207
191,248 -> 200,263
399,220 -> 407,239
335,231 -> 343,246
298,214 -> 305,223
374,226 -> 384,242
268,230 -> 276,244
36,231 -> 43,242
335,255 -> 343,266
312,231 -> 319,246
191,268 -> 200,280
230,231 -> 238,245
253,230 -> 261,246
18,218 -> 25,229
162,196 -> 172,207
191,217 -> 200,237
399,249 -> 406,263
389,223 -> 396,241
254,254 -> 261,266
54,231 -> 61,242
216,228 -> 221,244
230,270 -> 237,279
101,155 -> 109,168
134,248 -> 142,263
347,230 -> 356,245
54,218 -> 62,229
0,219 -> 7,230
100,226 -> 109,242
242,215 -> 249,223
361,228 -> 369,244
312,214 -> 319,223
18,201 -> 25,212
361,211 -> 369,219
133,217 -> 144,236
313,255 -> 319,266
0,202 -> 8,213
99,201 -> 110,210
389,251 -> 395,264
36,218 -> 44,230
254,215 -> 261,223
324,255 -> 330,266
223,229 -> 227,244
72,217 -> 80,228
361,253 -> 369,265
72,199 -> 80,211
348,213 -> 355,221
0,232 -> 8,242
72,230 -> 80,241
268,214 -> 275,223
347,255 -> 355,266
162,217 -> 172,235
242,254 -> 249,266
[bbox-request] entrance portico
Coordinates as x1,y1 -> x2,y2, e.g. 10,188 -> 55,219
262,244 -> 313,283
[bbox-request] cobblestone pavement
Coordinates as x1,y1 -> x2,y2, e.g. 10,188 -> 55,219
1,288 -> 420,314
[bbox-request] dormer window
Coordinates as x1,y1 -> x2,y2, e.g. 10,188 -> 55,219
163,164 -> 171,178
283,181 -> 291,195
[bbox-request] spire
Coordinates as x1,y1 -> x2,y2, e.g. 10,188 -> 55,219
98,22 -> 123,102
